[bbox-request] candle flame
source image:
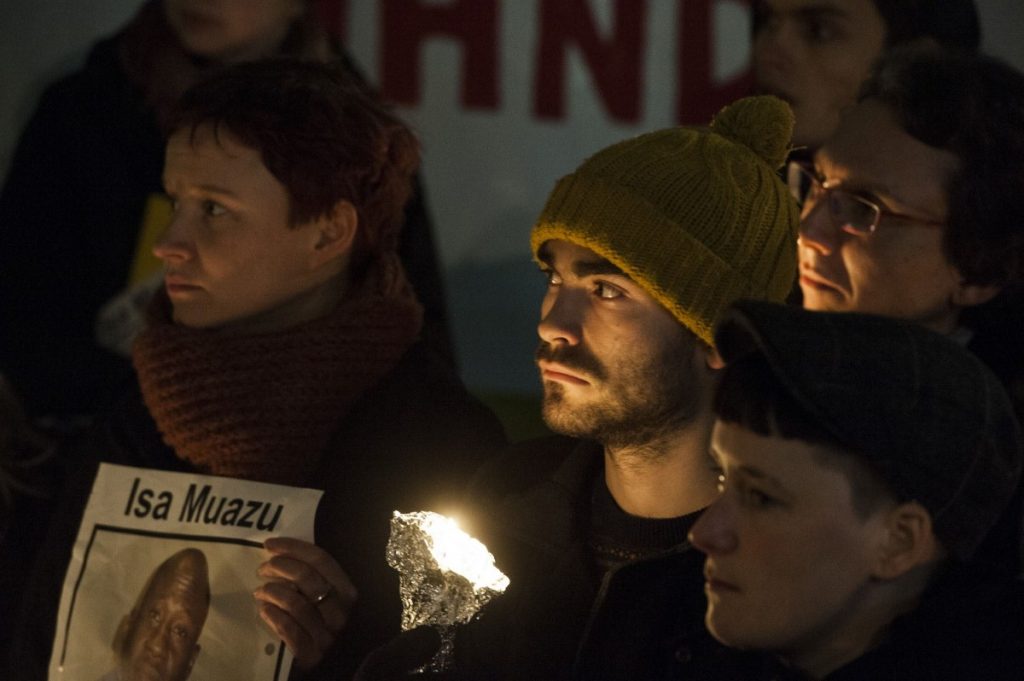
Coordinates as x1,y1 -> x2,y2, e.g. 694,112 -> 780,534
420,514 -> 509,592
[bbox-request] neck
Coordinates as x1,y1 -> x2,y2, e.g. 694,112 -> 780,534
218,272 -> 347,336
918,305 -> 962,336
785,571 -> 932,679
603,416 -> 718,519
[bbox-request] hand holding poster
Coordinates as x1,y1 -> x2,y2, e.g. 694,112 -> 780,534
48,463 -> 323,681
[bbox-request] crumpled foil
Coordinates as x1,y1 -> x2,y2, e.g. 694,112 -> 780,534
386,511 -> 509,632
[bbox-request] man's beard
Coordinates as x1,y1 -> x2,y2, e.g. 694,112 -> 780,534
536,333 -> 703,449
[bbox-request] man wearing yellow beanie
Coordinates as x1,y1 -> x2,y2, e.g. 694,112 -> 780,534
356,96 -> 798,681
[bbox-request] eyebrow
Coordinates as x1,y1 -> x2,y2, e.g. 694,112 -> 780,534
812,155 -> 900,205
537,244 -> 627,279
195,184 -> 240,198
795,5 -> 847,21
736,464 -> 794,498
162,182 -> 240,200
573,259 -> 626,278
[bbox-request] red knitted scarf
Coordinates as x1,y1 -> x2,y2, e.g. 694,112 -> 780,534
133,261 -> 422,485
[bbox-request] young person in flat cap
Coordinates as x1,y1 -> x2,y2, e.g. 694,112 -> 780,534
357,95 -> 800,680
3,59 -> 503,681
692,300 -> 1024,680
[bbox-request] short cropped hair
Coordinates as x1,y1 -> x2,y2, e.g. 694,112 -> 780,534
714,352 -> 900,520
871,0 -> 980,52
169,59 -> 420,260
860,46 -> 1024,300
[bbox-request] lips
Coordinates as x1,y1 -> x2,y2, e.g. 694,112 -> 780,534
704,565 -> 739,593
537,361 -> 590,385
798,266 -> 841,293
164,274 -> 203,295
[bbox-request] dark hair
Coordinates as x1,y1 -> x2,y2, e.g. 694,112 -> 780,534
169,58 -> 420,263
859,45 -> 1024,305
871,0 -> 980,52
714,353 -> 900,519
752,0 -> 980,52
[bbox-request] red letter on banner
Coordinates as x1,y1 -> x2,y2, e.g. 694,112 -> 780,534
535,0 -> 647,123
381,0 -> 499,110
677,0 -> 753,125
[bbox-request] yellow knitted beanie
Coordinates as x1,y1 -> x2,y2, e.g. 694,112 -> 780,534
531,95 -> 799,346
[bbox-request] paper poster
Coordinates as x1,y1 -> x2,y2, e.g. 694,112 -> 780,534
48,463 -> 323,681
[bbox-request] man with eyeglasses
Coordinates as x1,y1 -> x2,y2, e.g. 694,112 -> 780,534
791,44 -> 1024,575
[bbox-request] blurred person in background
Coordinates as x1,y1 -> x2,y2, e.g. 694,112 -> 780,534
751,0 -> 980,153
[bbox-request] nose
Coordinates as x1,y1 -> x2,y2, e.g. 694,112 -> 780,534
152,209 -> 195,264
797,198 -> 839,257
538,286 -> 583,347
688,497 -> 738,556
145,625 -> 169,658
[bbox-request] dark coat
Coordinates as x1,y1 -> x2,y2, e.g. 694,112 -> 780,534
2,340 -> 504,681
0,32 -> 451,425
966,310 -> 1024,576
448,437 -> 760,681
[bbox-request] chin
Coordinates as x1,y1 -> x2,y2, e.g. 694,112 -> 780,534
705,614 -> 760,652
799,289 -> 846,313
171,308 -> 223,329
541,401 -> 598,439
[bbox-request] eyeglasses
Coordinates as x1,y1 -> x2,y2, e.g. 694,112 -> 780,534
786,160 -> 944,235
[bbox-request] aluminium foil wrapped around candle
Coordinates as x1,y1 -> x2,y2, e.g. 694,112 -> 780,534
386,510 -> 509,631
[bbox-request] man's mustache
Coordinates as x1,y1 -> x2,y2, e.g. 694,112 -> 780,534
535,342 -> 607,381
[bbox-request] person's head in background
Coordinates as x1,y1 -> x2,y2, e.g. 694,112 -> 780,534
690,301 -> 1022,680
155,58 -> 420,334
752,0 -> 980,151
162,0 -> 312,64
794,45 -> 1024,337
120,1 -> 333,130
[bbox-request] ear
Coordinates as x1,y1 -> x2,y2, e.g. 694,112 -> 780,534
704,345 -> 726,370
952,280 -> 1001,309
185,643 -> 201,676
112,611 -> 133,653
309,200 -> 358,268
871,501 -> 941,581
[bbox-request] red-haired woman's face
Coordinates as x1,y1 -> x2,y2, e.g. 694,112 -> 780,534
157,125 -> 345,333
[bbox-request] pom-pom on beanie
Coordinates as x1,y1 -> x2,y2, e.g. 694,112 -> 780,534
531,95 -> 799,346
